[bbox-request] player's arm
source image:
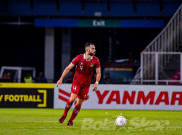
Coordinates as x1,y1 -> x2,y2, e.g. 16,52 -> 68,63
56,63 -> 74,87
93,68 -> 101,91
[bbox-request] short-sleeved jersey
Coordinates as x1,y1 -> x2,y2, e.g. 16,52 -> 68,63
71,54 -> 100,87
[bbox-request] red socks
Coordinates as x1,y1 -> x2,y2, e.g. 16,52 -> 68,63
63,101 -> 73,117
63,101 -> 81,122
69,105 -> 81,122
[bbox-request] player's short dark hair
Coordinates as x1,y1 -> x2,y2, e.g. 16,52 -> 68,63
85,42 -> 94,50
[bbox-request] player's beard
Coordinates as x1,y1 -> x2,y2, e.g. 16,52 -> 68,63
89,52 -> 94,56
89,50 -> 95,56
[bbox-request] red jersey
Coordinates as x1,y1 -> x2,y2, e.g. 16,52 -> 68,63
71,54 -> 100,87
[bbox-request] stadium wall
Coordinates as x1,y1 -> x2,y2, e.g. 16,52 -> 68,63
0,83 -> 181,110
54,84 -> 182,110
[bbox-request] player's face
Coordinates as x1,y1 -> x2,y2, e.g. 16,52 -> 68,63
88,45 -> 96,56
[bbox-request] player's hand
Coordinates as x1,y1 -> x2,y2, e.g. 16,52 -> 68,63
92,83 -> 98,91
56,79 -> 62,87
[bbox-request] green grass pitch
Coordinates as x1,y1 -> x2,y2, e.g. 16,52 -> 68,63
0,109 -> 182,135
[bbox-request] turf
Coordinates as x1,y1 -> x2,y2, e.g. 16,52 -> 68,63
0,109 -> 182,135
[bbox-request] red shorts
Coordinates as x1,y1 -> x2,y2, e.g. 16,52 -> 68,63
71,81 -> 89,100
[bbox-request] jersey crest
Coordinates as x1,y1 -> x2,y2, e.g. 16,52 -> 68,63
90,63 -> 94,68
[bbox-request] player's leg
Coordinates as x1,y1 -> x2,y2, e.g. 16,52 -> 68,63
67,98 -> 84,126
63,93 -> 77,116
59,82 -> 80,124
59,93 -> 77,123
67,86 -> 89,126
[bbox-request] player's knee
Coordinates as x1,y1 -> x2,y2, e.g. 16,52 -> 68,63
69,99 -> 75,103
76,100 -> 84,106
76,103 -> 82,106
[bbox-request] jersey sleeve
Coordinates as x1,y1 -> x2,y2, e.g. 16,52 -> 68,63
95,59 -> 100,70
71,55 -> 80,66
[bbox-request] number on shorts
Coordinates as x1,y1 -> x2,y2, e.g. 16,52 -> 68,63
73,86 -> 76,91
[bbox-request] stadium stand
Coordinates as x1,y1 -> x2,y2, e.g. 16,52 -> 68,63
132,4 -> 182,85
169,68 -> 181,85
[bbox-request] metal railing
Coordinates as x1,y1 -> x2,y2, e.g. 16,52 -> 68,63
132,4 -> 182,85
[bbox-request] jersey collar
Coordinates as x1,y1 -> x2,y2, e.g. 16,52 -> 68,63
84,53 -> 93,61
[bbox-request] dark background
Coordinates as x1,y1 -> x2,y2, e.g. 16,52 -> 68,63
0,0 -> 181,82
0,26 -> 162,79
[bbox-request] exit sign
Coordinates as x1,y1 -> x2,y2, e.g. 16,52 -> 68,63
34,18 -> 164,28
78,19 -> 121,27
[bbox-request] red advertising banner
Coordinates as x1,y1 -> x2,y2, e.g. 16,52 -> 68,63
54,84 -> 182,110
